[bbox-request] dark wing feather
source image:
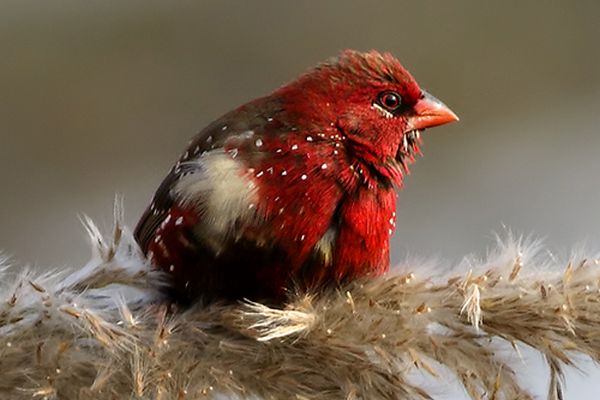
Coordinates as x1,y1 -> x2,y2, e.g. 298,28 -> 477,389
134,172 -> 177,252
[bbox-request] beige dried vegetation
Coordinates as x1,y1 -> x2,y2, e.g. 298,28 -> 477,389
1,204 -> 599,399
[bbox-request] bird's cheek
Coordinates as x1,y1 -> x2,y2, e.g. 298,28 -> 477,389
335,113 -> 355,134
336,111 -> 373,142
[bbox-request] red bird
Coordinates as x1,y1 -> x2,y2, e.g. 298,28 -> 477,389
135,50 -> 458,303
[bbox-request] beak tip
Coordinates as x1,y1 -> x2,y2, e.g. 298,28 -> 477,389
411,91 -> 459,130
448,109 -> 460,123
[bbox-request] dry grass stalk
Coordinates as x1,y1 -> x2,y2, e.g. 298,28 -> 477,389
1,206 -> 599,399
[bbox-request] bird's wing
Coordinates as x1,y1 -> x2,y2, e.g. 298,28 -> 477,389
134,98 -> 286,252
134,171 -> 178,252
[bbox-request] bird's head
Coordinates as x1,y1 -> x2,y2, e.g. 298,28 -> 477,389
279,50 -> 458,184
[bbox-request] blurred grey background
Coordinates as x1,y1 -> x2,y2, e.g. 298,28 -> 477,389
1,1 -> 599,398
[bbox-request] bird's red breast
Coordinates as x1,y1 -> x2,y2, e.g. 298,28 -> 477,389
135,50 -> 458,303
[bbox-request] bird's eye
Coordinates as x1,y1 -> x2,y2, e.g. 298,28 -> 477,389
377,91 -> 402,112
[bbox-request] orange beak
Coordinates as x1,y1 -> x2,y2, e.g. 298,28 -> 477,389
407,90 -> 459,131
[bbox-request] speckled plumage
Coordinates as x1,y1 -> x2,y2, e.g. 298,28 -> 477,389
135,50 -> 457,302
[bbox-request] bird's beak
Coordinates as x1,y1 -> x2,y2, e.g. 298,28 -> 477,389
407,90 -> 459,131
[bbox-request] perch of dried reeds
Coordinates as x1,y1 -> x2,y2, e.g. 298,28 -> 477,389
1,203 -> 599,400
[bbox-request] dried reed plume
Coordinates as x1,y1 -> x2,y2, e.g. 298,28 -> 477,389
1,203 -> 599,399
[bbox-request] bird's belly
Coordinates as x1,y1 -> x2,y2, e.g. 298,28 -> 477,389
146,187 -> 396,302
149,228 -> 292,302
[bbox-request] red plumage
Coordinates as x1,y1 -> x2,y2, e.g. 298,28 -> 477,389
135,50 -> 458,303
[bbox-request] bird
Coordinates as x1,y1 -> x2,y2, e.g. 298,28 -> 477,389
134,50 -> 458,303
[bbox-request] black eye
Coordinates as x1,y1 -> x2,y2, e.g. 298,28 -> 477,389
377,91 -> 402,112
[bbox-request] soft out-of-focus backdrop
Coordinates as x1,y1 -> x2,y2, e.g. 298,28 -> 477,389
1,1 -> 599,398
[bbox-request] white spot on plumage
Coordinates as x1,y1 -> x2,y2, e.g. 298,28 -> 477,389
169,265 -> 175,272
281,170 -> 287,176
175,216 -> 184,226
267,117 -> 273,122
173,150 -> 260,252
255,138 -> 263,147
222,125 -> 228,131
321,163 -> 328,169
206,136 -> 213,143
256,170 -> 264,178
314,227 -> 336,265
291,144 -> 298,150
301,174 -> 307,180
306,136 -> 313,142
300,234 -> 305,241
228,148 -> 239,158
